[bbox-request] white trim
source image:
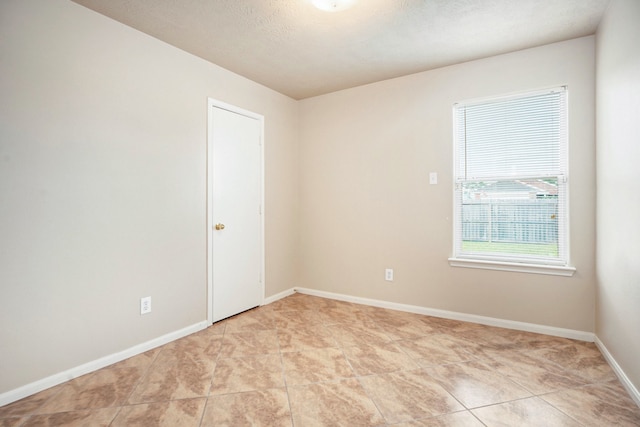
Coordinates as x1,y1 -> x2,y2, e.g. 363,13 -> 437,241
454,85 -> 567,108
452,87 -> 571,271
262,288 -> 296,305
207,98 -> 266,324
0,321 -> 208,407
295,287 -> 593,342
448,257 -> 576,277
595,336 -> 640,408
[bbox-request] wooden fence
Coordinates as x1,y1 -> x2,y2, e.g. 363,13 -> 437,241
461,199 -> 558,244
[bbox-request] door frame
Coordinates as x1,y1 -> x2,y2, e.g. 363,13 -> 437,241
207,98 -> 265,324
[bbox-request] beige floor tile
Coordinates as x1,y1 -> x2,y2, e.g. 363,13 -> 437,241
491,329 -> 572,351
359,304 -> 408,320
222,307 -> 276,333
273,309 -> 323,329
342,341 -> 419,375
0,418 -> 26,427
528,341 -> 618,383
425,360 -> 532,409
374,320 -> 435,341
21,407 -> 119,427
395,334 -> 477,368
277,325 -> 338,352
454,326 -> 549,352
288,378 -> 385,426
481,348 -> 588,394
282,347 -> 354,386
417,316 -> 484,333
366,309 -> 437,340
472,397 -> 582,426
36,366 -> 144,414
316,305 -> 374,326
326,323 -> 392,347
200,320 -> 227,336
359,369 -> 464,423
108,348 -> 161,372
269,294 -> 320,312
313,298 -> 356,311
389,411 -> 484,426
219,330 -> 280,358
127,358 -> 215,404
112,398 -> 206,427
0,385 -> 64,418
210,354 -> 284,395
202,389 -> 292,426
541,381 -> 640,427
155,335 -> 222,365
514,334 -> 580,351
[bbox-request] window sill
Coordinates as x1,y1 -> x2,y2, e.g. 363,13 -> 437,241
448,258 -> 576,277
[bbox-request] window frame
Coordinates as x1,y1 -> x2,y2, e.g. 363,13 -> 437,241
448,87 -> 575,277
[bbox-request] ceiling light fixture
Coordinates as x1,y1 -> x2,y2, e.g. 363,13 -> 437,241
311,0 -> 356,12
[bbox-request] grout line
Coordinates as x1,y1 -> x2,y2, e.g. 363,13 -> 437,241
536,393 -> 586,426
274,316 -> 296,427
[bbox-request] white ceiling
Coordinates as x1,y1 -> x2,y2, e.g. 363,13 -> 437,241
71,0 -> 610,100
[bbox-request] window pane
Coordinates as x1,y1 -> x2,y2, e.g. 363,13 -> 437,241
460,178 -> 560,259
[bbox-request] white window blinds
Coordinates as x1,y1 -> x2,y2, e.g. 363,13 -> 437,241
453,87 -> 569,266
455,88 -> 567,180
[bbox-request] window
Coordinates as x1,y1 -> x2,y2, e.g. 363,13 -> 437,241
449,87 -> 574,276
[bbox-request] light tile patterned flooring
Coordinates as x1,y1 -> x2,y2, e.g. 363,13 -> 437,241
1,293 -> 639,426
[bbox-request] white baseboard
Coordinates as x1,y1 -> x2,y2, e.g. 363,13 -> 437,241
262,287 -> 296,305
595,336 -> 640,407
0,320 -> 209,407
5,288 -> 620,408
294,287 -> 595,342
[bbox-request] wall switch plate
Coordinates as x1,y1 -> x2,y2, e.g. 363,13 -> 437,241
385,268 -> 394,281
429,172 -> 438,184
140,296 -> 151,315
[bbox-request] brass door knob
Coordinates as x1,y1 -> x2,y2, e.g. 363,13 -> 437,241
215,223 -> 225,230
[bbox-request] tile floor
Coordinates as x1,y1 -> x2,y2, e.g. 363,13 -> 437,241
1,293 -> 639,426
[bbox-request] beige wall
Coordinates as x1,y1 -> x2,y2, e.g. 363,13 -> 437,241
596,0 -> 640,392
0,0 -> 298,394
299,36 -> 596,332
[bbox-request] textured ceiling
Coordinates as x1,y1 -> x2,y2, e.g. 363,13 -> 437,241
71,0 -> 610,99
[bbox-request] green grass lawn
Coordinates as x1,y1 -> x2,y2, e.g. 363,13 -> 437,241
462,241 -> 559,257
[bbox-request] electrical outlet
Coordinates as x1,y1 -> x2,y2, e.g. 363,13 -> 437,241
429,172 -> 438,185
385,268 -> 394,282
140,296 -> 151,315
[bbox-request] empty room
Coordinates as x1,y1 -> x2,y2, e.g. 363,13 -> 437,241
1,0 -> 639,425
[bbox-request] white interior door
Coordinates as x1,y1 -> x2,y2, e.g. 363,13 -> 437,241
208,101 -> 263,323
